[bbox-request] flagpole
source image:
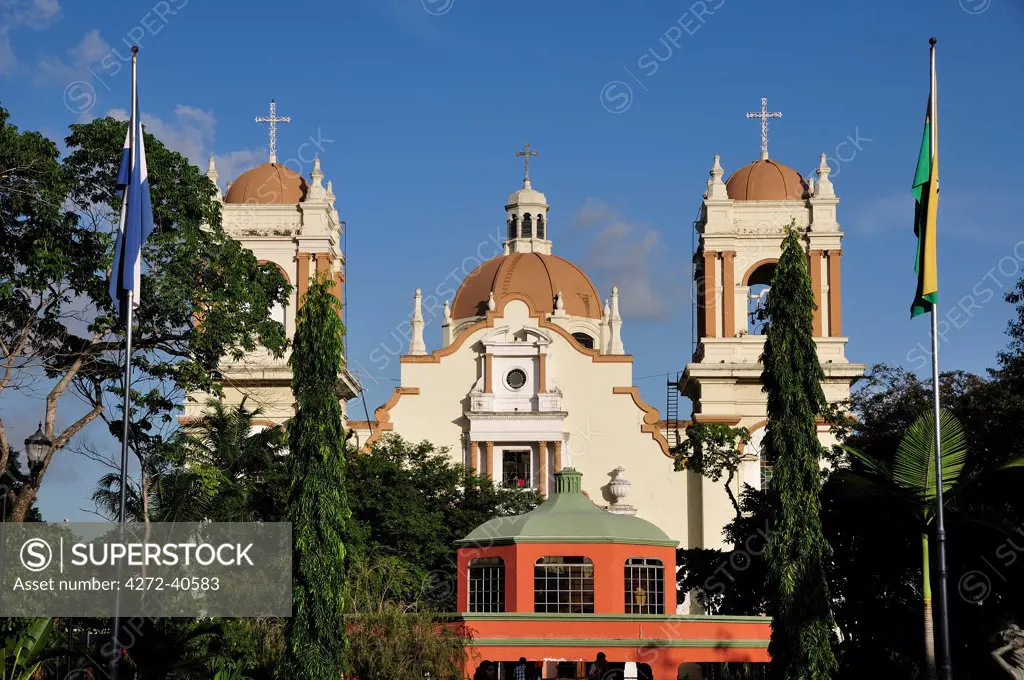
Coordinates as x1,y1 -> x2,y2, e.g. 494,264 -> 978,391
927,36 -> 953,680
110,44 -> 139,680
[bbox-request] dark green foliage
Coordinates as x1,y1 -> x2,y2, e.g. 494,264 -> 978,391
0,106 -> 289,521
346,434 -> 539,609
760,230 -> 837,679
673,422 -> 751,520
283,276 -> 348,679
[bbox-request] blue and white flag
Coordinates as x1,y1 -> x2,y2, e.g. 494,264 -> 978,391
109,50 -> 154,318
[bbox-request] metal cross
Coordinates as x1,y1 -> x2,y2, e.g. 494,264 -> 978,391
746,97 -> 782,160
515,143 -> 539,182
255,99 -> 291,164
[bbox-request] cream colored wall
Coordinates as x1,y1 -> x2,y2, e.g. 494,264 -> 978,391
386,300 -> 692,548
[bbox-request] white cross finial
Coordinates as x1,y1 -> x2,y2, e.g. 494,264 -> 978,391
255,99 -> 291,164
515,143 -> 539,186
746,97 -> 782,160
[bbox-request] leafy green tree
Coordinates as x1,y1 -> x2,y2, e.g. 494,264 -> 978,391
92,399 -> 289,524
283,275 -> 348,679
761,229 -> 837,679
834,411 -> 967,680
346,434 -> 539,608
0,108 -> 289,521
673,422 -> 751,522
345,555 -> 469,680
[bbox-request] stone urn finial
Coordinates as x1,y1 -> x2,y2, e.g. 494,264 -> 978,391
606,466 -> 636,515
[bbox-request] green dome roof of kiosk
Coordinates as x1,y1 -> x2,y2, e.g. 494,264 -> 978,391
455,469 -> 677,547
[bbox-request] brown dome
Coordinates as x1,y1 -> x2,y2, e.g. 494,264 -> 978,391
726,159 -> 808,201
224,163 -> 308,205
452,253 -> 602,320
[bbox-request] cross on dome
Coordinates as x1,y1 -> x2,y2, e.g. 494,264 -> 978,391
745,97 -> 782,161
255,99 -> 291,164
515,143 -> 539,187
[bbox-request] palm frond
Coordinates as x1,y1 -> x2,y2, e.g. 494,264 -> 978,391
893,410 -> 967,516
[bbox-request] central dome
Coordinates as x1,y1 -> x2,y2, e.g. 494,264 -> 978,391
726,159 -> 808,201
224,163 -> 308,205
452,252 -> 602,320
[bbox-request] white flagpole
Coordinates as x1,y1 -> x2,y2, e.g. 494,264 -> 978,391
927,36 -> 953,680
110,44 -> 138,680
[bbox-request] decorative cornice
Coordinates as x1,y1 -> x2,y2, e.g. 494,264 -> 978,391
363,387 -> 420,450
403,293 -> 632,365
612,386 -> 671,458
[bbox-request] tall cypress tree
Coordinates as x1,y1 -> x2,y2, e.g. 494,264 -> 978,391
284,275 -> 349,678
762,229 -> 838,679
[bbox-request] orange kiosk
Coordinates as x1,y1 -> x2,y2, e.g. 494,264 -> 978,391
453,469 -> 770,680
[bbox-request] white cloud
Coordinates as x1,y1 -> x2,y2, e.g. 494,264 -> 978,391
574,197 -> 681,319
0,0 -> 62,76
103,105 -> 263,187
35,28 -> 110,85
2,0 -> 62,29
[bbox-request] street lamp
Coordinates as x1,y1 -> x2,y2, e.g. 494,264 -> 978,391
24,423 -> 52,468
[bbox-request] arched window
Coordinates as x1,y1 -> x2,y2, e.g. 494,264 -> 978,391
572,332 -> 595,350
468,557 -> 505,612
508,215 -> 518,240
745,261 -> 776,336
624,558 -> 664,614
522,213 -> 533,239
534,556 -> 594,613
537,214 -> 546,239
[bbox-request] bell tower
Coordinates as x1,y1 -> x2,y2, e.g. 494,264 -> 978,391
681,143 -> 864,551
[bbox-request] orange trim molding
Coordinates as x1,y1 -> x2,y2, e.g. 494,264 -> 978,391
694,414 -> 744,425
612,386 -> 671,457
401,293 -> 632,365
741,258 -> 779,286
363,387 -> 420,450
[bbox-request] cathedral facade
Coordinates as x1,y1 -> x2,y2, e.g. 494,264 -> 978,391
189,125 -> 864,596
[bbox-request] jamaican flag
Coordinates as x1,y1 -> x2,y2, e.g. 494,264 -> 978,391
911,56 -> 939,318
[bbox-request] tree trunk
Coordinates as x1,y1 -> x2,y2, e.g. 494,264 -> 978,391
923,532 -> 937,680
9,486 -> 36,522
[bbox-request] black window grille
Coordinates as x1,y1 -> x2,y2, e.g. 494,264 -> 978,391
624,557 -> 664,614
534,556 -> 594,613
537,214 -> 546,239
502,449 -> 531,489
468,557 -> 505,612
522,213 -> 533,238
508,215 -> 518,240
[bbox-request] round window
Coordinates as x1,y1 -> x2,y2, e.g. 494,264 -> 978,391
505,368 -> 527,390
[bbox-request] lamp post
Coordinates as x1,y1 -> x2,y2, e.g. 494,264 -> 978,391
24,422 -> 52,481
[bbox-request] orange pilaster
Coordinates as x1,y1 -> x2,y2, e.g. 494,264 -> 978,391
538,442 -> 549,497
810,250 -> 824,337
553,440 -> 562,475
702,250 -> 718,338
538,354 -> 547,392
485,441 -> 495,482
296,253 -> 311,306
722,251 -> 736,338
484,354 -> 493,393
828,250 -> 842,336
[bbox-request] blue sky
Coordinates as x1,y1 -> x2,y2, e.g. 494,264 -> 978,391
1,0 -> 1022,521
